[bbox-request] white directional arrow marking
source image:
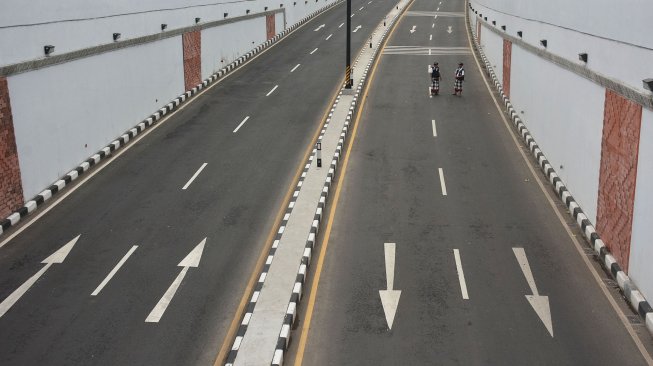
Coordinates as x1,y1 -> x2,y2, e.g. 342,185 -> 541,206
379,242 -> 401,330
447,26 -> 453,34
0,235 -> 80,318
513,247 -> 553,337
314,24 -> 325,31
353,25 -> 362,33
409,25 -> 417,34
145,238 -> 206,323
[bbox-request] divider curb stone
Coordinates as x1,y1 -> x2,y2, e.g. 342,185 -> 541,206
465,2 -> 653,336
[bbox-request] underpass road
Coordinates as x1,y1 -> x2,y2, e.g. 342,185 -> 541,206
293,0 -> 653,364
0,1 -> 400,365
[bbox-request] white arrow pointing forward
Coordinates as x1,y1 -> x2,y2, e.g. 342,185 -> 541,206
447,26 -> 453,34
0,235 -> 80,318
513,247 -> 553,337
409,25 -> 417,34
353,25 -> 362,33
314,24 -> 325,31
379,242 -> 401,330
146,238 -> 206,323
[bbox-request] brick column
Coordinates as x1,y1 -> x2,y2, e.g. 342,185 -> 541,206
0,77 -> 24,218
502,39 -> 512,98
183,31 -> 202,91
266,14 -> 275,40
597,89 -> 643,272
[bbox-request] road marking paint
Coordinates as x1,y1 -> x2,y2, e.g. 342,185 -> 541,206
431,119 -> 437,136
351,13 -> 355,18
368,0 -> 372,3
428,48 -> 431,55
233,116 -> 250,133
291,64 -> 301,72
266,85 -> 279,96
432,23 -> 435,28
91,245 -> 138,296
326,33 -> 332,40
339,22 -> 344,28
293,12 -> 402,363
182,163 -> 208,190
314,24 -> 325,31
438,168 -> 447,195
359,6 -> 364,10
453,249 -> 469,299
429,34 -> 432,40
310,47 -> 318,54
437,7 -> 440,10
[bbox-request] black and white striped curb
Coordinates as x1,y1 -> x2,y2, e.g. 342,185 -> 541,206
271,4 -> 409,365
466,3 -> 653,335
0,0 -> 343,237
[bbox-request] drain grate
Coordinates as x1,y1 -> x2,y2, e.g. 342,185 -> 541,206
603,278 -> 619,288
627,315 -> 642,325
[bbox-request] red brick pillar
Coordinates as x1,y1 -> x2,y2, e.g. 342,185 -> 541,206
502,39 -> 512,98
0,77 -> 24,218
266,14 -> 275,40
596,89 -> 643,272
183,31 -> 202,91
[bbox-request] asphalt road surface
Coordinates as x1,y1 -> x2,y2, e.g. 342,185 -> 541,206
293,0 -> 653,365
0,1 -> 400,365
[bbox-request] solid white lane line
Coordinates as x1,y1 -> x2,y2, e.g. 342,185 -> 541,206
326,34 -> 332,40
310,48 -> 318,54
266,85 -> 279,96
431,119 -> 437,136
233,116 -> 250,133
291,64 -> 301,72
339,22 -> 344,28
453,249 -> 469,299
430,34 -> 433,40
182,163 -> 208,190
91,245 -> 138,296
438,168 -> 447,196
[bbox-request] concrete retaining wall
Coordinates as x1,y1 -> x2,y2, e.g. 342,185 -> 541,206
469,0 -> 653,302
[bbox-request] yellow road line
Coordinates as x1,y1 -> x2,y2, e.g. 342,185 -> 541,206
213,76 -> 344,365
292,2 -> 413,363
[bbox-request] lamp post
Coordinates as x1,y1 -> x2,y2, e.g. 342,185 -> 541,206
345,0 -> 353,88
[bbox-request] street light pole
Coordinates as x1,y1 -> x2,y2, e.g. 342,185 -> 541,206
345,0 -> 353,88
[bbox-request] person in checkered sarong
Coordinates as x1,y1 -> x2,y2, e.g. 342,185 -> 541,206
452,62 -> 465,96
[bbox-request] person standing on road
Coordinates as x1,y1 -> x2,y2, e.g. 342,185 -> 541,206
452,62 -> 465,96
431,62 -> 441,94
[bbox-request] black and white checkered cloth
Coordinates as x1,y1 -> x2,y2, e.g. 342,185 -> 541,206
454,78 -> 463,91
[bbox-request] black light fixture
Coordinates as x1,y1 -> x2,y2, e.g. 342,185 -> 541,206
280,3 -> 283,7
224,12 -> 228,18
113,33 -> 121,41
161,23 -> 167,31
246,9 -> 250,14
484,17 -> 487,21
643,78 -> 653,92
540,39 -> 547,48
517,31 -> 523,38
501,25 -> 506,31
44,45 -> 55,56
492,20 -> 496,25
195,17 -> 201,23
578,53 -> 588,63
294,1 -> 297,5
265,6 -> 268,10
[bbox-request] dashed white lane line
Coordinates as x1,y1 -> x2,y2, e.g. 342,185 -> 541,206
91,245 -> 138,296
431,119 -> 437,136
291,64 -> 301,72
233,116 -> 250,133
437,7 -> 440,10
368,0 -> 372,3
430,34 -> 433,40
432,23 -> 435,28
438,168 -> 447,196
453,249 -> 469,299
326,33 -> 333,40
310,47 -> 318,54
266,84 -> 279,96
359,6 -> 364,10
351,13 -> 355,18
339,22 -> 344,28
182,162 -> 208,190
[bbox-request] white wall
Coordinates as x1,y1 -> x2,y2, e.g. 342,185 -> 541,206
8,36 -> 185,200
509,44 -> 604,223
201,17 -> 268,79
480,23 -> 503,85
629,108 -> 653,300
471,1 -> 653,95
